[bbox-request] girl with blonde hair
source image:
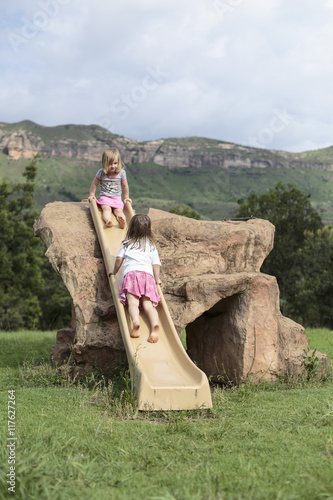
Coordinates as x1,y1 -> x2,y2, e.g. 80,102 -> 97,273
88,148 -> 131,228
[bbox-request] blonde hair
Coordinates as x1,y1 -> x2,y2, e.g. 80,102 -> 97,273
102,148 -> 124,174
123,214 -> 155,250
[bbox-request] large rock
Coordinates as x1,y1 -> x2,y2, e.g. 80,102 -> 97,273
34,202 -> 327,382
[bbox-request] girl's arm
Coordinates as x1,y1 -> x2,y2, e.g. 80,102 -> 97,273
122,179 -> 132,204
108,257 -> 124,277
88,177 -> 100,201
153,264 -> 161,284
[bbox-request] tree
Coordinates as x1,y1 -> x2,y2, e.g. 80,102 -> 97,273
291,226 -> 333,328
169,204 -> 201,219
236,183 -> 323,317
0,156 -> 71,330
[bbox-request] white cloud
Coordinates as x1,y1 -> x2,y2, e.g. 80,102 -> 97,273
1,0 -> 333,151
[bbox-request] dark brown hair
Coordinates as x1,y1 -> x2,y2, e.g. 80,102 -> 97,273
123,214 -> 155,250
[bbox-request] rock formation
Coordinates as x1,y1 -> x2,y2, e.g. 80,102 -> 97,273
34,202 -> 327,383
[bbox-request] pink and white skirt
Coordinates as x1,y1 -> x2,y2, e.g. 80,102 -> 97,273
97,195 -> 124,210
119,271 -> 161,307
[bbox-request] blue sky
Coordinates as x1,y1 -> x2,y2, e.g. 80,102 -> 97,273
1,0 -> 333,152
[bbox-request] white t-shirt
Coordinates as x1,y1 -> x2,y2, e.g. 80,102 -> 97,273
117,240 -> 161,277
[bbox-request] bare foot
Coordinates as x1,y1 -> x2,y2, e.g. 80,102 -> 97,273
130,323 -> 140,338
105,220 -> 113,228
148,325 -> 159,343
117,217 -> 126,229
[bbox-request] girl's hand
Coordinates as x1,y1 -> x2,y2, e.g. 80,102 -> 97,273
124,197 -> 132,204
88,195 -> 96,202
108,269 -> 114,277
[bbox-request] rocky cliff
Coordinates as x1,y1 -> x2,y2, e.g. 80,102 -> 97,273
2,120 -> 333,171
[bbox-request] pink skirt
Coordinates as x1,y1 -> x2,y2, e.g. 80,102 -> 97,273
119,271 -> 161,307
97,195 -> 124,210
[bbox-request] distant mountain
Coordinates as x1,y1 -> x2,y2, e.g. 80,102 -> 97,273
1,119 -> 333,171
1,120 -> 333,222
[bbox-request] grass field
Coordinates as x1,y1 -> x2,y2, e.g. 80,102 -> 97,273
0,329 -> 333,500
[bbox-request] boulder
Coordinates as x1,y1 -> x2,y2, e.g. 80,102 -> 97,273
50,328 -> 75,366
34,202 -> 327,382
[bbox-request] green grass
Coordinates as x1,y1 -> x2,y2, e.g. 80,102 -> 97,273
0,329 -> 333,499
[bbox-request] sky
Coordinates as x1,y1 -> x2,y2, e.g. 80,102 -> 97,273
1,0 -> 333,152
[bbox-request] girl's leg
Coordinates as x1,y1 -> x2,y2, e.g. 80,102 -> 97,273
142,296 -> 159,343
113,208 -> 126,229
127,292 -> 140,338
101,205 -> 113,227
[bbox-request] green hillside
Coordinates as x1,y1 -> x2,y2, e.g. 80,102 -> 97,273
1,152 -> 333,222
0,119 -> 123,143
1,120 -> 333,221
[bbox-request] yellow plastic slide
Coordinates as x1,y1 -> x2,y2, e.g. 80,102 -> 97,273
89,199 -> 212,410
